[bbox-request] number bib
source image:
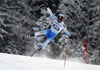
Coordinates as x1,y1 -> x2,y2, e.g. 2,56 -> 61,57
53,24 -> 60,31
51,20 -> 64,34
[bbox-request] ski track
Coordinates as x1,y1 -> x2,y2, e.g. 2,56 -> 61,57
0,59 -> 25,70
0,53 -> 100,70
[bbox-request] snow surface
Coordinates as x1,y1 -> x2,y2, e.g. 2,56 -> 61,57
0,53 -> 100,70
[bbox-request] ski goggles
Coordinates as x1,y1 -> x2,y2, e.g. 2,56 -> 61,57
57,16 -> 63,20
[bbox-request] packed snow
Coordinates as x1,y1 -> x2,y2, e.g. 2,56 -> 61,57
0,53 -> 100,70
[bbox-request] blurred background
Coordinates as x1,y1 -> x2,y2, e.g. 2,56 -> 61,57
0,0 -> 100,65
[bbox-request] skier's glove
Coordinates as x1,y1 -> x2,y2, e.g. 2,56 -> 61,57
27,33 -> 35,38
69,36 -> 73,40
30,33 -> 35,36
44,3 -> 48,8
27,35 -> 31,38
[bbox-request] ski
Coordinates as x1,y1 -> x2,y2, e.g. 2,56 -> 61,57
31,47 -> 42,57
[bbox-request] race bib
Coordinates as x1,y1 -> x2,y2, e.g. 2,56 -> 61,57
53,24 -> 60,31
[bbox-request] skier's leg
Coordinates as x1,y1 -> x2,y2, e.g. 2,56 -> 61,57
31,39 -> 51,56
34,30 -> 48,36
39,38 -> 51,51
28,30 -> 48,37
31,38 -> 53,56
39,30 -> 56,50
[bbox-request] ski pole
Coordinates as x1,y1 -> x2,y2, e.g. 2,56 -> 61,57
30,4 -> 45,10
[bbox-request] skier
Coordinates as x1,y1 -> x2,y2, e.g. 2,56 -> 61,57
28,3 -> 73,51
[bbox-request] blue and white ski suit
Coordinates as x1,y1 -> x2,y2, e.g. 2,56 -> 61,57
34,7 -> 71,49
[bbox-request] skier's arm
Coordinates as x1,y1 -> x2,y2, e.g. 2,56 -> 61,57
64,28 -> 71,38
63,24 -> 72,39
47,8 -> 56,20
44,3 -> 56,20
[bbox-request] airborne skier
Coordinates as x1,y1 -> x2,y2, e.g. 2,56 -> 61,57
28,3 -> 73,54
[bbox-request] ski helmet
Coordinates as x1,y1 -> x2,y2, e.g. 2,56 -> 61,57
57,14 -> 64,20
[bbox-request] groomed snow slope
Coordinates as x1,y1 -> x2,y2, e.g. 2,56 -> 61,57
0,53 -> 100,70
